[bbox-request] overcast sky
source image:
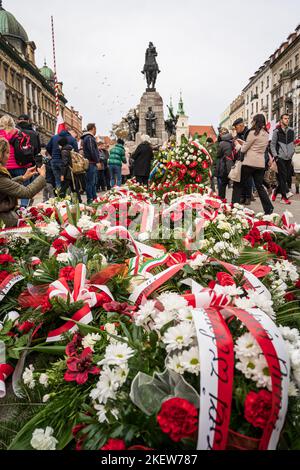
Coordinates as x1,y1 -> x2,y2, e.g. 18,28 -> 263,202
6,0 -> 300,134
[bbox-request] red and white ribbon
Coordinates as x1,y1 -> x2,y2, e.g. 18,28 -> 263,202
221,306 -> 290,450
192,308 -> 234,450
0,364 -> 14,399
47,263 -> 113,342
0,274 -> 24,302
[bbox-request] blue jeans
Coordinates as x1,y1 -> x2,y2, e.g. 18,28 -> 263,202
86,164 -> 98,202
50,160 -> 63,189
9,168 -> 30,207
109,165 -> 122,187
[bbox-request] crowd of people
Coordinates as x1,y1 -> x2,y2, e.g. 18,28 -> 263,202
0,114 -> 155,226
215,113 -> 300,214
0,110 -> 299,227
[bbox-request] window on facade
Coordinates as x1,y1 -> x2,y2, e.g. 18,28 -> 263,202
261,81 -> 264,92
251,103 -> 254,114
4,66 -> 8,82
256,102 -> 258,113
296,54 -> 299,69
261,98 -> 264,109
267,94 -> 269,106
247,94 -> 249,104
266,76 -> 270,88
255,86 -> 258,95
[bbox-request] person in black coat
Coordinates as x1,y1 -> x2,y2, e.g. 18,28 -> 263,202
215,129 -> 235,200
131,140 -> 154,185
58,138 -> 82,202
17,114 -> 41,158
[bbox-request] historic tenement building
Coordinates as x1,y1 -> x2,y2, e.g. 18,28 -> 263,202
0,2 -> 82,143
220,24 -> 300,136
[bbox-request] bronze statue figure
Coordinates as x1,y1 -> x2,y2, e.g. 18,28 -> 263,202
145,107 -> 157,138
142,42 -> 160,91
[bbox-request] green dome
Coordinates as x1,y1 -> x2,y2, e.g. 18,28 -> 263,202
40,62 -> 55,81
0,3 -> 28,43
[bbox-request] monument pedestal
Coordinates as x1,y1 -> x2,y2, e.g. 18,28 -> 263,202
137,91 -> 168,146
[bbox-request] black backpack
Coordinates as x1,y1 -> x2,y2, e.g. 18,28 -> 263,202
9,131 -> 35,166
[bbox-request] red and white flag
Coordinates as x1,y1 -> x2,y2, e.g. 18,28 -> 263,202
55,113 -> 66,135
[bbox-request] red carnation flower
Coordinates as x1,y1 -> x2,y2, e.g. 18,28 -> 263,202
86,227 -> 99,240
0,270 -> 9,283
296,279 -> 300,289
189,161 -> 198,168
0,238 -> 7,245
64,348 -> 100,385
262,232 -> 273,243
266,242 -> 287,259
0,254 -> 16,264
196,175 -> 202,183
101,439 -> 126,451
285,292 -> 296,302
202,161 -> 209,169
244,390 -> 272,429
157,397 -> 198,442
52,238 -> 69,254
166,252 -> 187,267
216,272 -> 235,286
189,170 -> 197,178
59,266 -> 76,281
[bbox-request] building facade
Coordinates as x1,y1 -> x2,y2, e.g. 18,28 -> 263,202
220,24 -> 300,136
0,2 -> 82,143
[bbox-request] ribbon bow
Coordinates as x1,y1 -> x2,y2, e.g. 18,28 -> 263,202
47,263 -> 113,343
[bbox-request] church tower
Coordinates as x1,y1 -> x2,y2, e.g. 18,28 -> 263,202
176,92 -> 189,145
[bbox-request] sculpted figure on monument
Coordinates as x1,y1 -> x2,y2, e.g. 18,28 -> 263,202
142,42 -> 160,91
145,107 -> 157,138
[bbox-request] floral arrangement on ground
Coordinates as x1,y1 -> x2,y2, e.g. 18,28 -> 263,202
0,184 -> 300,451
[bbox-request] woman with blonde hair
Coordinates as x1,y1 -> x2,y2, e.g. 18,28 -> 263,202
0,138 -> 46,227
0,114 -> 34,207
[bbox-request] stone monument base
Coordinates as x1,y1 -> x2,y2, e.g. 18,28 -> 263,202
137,90 -> 168,147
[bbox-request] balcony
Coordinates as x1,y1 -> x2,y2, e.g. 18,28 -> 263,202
280,69 -> 292,79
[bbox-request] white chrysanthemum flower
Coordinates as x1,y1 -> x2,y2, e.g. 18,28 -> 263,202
288,381 -> 299,397
162,322 -> 195,353
176,307 -> 194,323
167,354 -> 185,374
180,347 -> 200,375
94,404 -> 108,423
158,293 -> 188,312
23,365 -> 35,389
235,333 -> 261,359
134,300 -> 158,326
30,427 -> 58,451
40,222 -> 60,238
279,326 -> 300,344
39,374 -> 49,387
291,350 -> 300,368
89,367 -> 120,404
153,310 -> 176,331
56,252 -> 72,263
189,254 -> 208,270
251,355 -> 272,390
114,365 -> 129,386
82,333 -> 101,352
234,297 -> 255,310
42,394 -> 50,403
247,291 -> 275,319
222,285 -> 244,297
98,343 -> 135,367
77,215 -> 94,231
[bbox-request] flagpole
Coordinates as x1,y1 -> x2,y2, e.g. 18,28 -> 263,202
51,15 -> 60,119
